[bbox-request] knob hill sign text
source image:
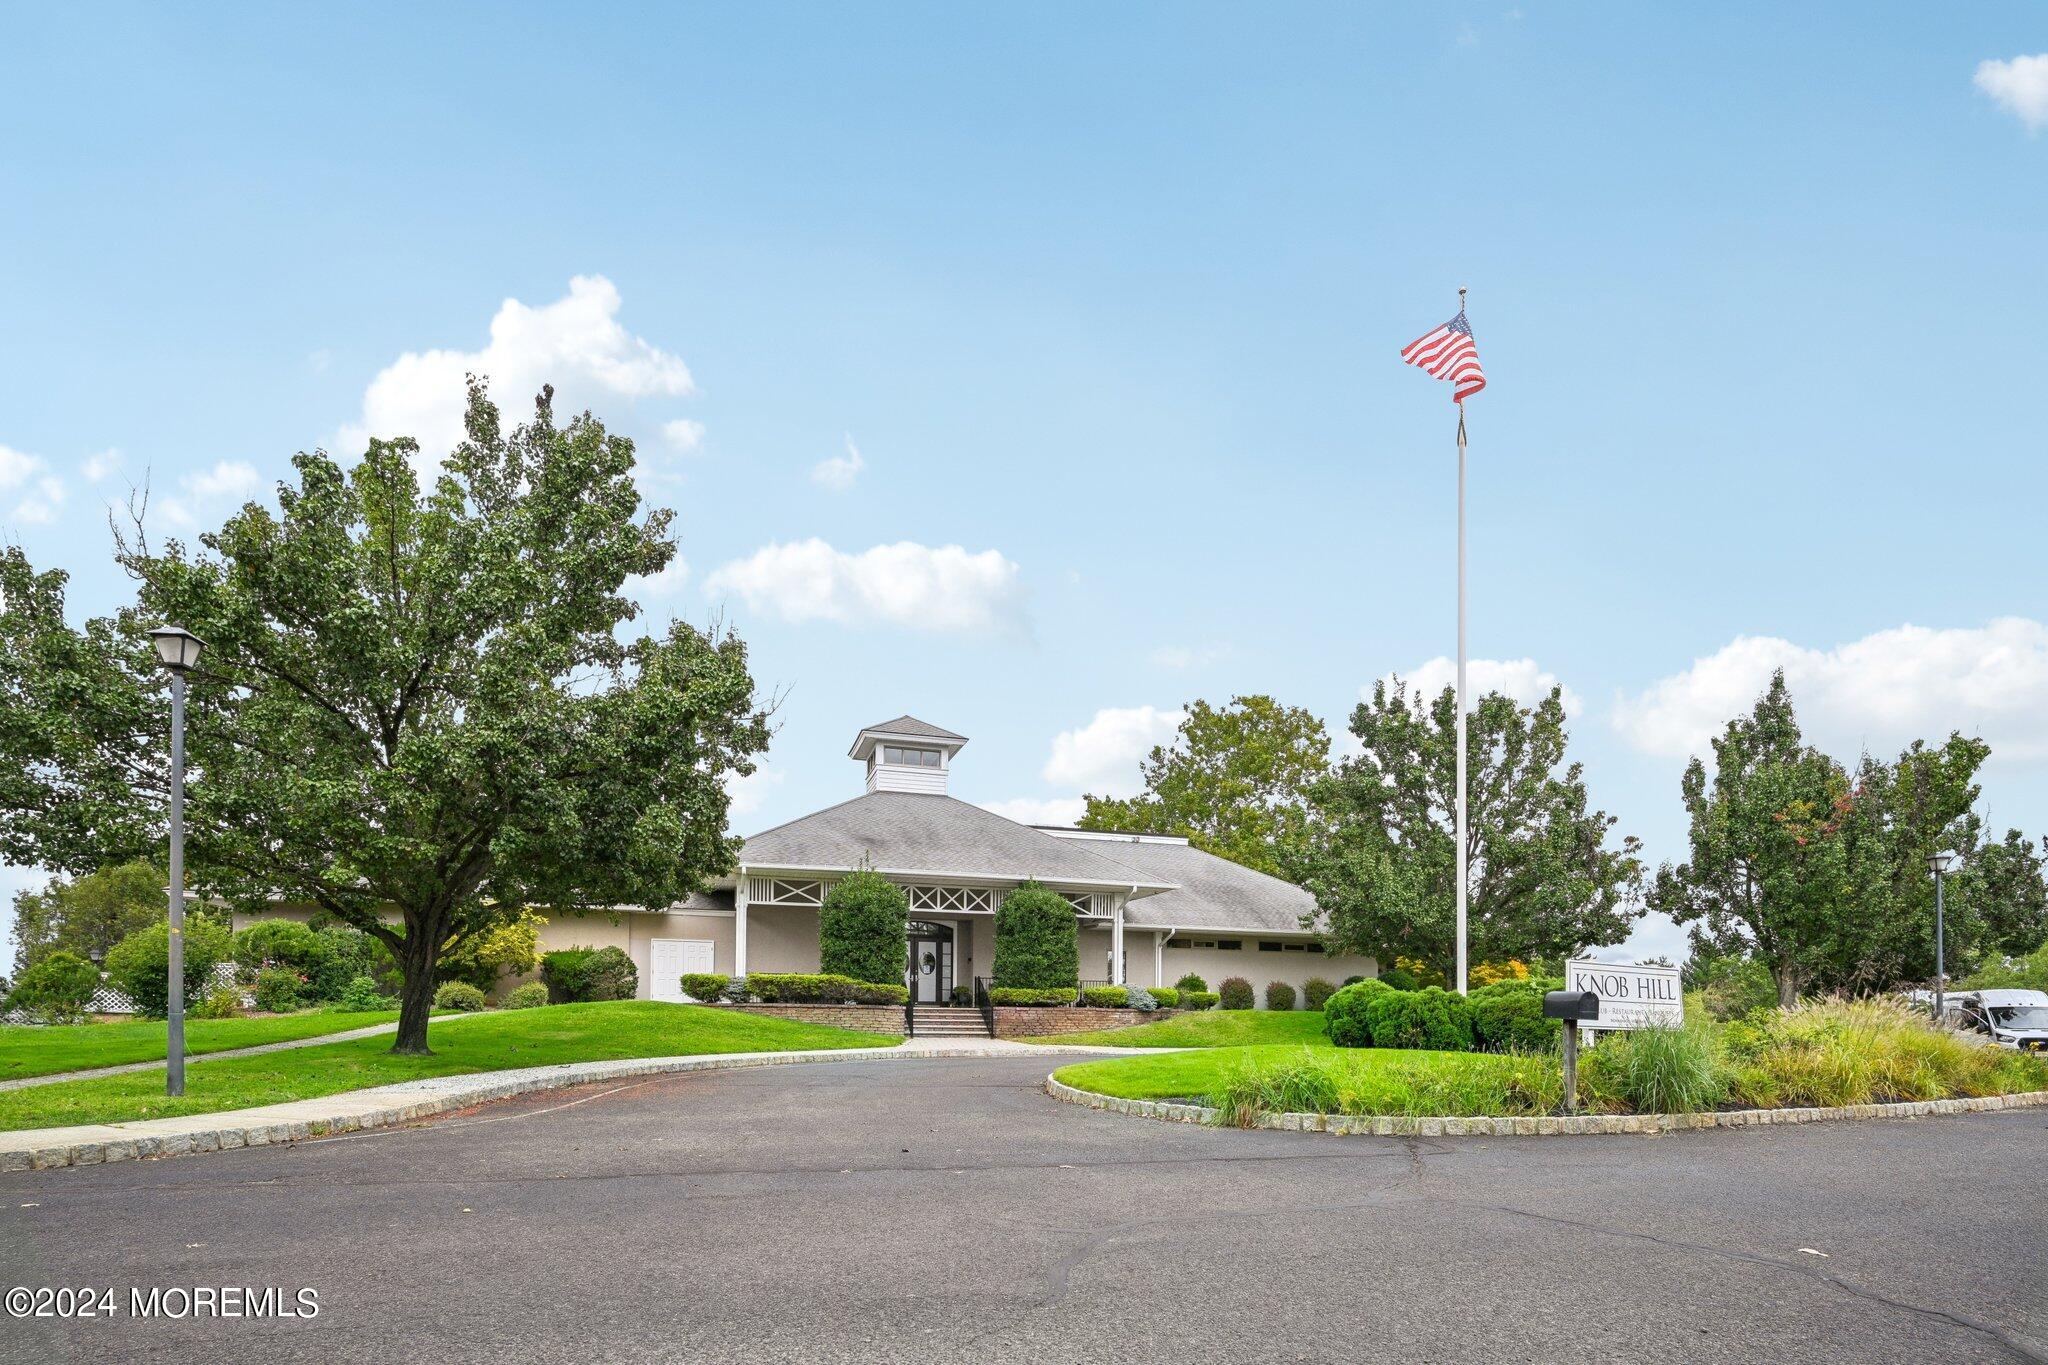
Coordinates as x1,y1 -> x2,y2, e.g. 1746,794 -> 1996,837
1563,959 -> 1684,1032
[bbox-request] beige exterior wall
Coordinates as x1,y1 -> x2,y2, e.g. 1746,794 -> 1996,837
1157,936 -> 1376,1005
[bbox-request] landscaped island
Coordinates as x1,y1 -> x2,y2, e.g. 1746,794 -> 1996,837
0,1001 -> 898,1133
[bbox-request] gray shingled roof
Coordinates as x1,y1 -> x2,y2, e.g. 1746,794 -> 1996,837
1066,834 -> 1323,934
859,715 -> 968,743
741,792 -> 1172,889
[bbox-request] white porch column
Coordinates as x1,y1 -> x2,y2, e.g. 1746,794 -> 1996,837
1110,893 -> 1126,985
1154,930 -> 1166,988
733,870 -> 749,978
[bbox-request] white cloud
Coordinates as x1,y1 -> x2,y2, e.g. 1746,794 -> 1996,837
337,275 -> 695,461
625,555 -> 690,599
662,419 -> 706,454
161,460 -> 263,529
724,766 -> 785,821
1975,53 -> 2048,132
1381,656 -> 1581,713
82,448 -> 122,483
811,435 -> 865,492
1042,705 -> 1185,796
1614,619 -> 2048,764
0,445 -> 62,524
703,538 -> 1026,634
981,796 -> 1088,827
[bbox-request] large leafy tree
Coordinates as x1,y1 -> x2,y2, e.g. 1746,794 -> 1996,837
9,860 -> 164,975
1291,681 -> 1642,980
1079,695 -> 1329,876
1654,671 -> 2040,1004
0,382 -> 770,1052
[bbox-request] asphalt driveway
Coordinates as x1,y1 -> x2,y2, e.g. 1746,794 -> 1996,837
3,1055 -> 2044,1363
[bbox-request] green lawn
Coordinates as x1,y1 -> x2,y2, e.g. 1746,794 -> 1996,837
0,1010 -> 411,1082
1054,1043 -> 1565,1119
0,1001 -> 899,1133
1037,1009 -> 1331,1048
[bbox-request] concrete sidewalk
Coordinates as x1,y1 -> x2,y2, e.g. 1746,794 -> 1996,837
0,1036 -> 1156,1171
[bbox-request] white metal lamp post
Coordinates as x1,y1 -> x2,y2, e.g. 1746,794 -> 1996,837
1926,851 -> 1952,1023
148,624 -> 205,1096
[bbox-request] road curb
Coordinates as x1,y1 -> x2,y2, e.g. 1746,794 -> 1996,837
1043,1075 -> 2048,1136
0,1045 -> 952,1172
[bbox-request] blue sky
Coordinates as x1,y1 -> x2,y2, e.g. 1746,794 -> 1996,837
4,3 -> 2045,963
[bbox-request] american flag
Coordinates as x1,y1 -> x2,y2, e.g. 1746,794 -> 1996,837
1401,310 -> 1486,403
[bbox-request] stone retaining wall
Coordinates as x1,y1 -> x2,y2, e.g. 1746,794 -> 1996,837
994,1006 -> 1176,1038
720,1003 -> 907,1035
1045,1075 -> 2048,1136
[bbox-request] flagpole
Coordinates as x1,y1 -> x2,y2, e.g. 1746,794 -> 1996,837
1454,286 -> 1469,997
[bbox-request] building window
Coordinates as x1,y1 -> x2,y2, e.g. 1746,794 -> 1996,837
1257,940 -> 1327,954
1178,938 -> 1241,951
882,746 -> 941,767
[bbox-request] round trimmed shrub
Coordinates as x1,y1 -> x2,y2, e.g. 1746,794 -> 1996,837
3,950 -> 101,1024
504,981 -> 551,1009
433,980 -> 489,1012
253,967 -> 304,1013
993,881 -> 1079,990
1081,985 -> 1130,1008
680,972 -> 731,1004
1175,972 -> 1208,993
104,914 -> 233,1019
541,946 -> 638,1003
1341,975 -> 1366,986
1363,986 -> 1474,1051
819,869 -> 909,985
1149,986 -> 1180,1008
1468,977 -> 1563,1052
1376,962 -> 1421,992
1265,980 -> 1297,1011
1302,977 -> 1337,1012
1322,978 -> 1393,1047
1218,976 -> 1254,1010
1181,990 -> 1220,1009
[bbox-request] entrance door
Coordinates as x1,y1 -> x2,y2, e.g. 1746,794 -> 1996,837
651,939 -> 715,1002
910,935 -> 943,1003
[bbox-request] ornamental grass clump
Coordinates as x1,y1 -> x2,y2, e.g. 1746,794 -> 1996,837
1582,1020 -> 1727,1115
1208,1047 -> 1563,1125
1721,997 -> 2047,1109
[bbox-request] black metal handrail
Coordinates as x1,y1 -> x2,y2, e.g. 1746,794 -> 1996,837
904,988 -> 915,1037
972,976 -> 996,1037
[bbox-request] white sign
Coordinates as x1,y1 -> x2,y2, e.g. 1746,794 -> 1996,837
1564,958 -> 1683,1031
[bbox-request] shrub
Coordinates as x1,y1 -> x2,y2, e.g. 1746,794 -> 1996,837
988,986 -> 1075,1006
1302,977 -> 1337,1012
504,981 -> 551,1010
191,984 -> 244,1019
1363,986 -> 1473,1052
252,967 -> 304,1013
1341,975 -> 1366,987
1149,987 -> 1180,1008
331,975 -> 394,1012
1583,1021 -> 1727,1114
541,946 -> 638,1003
819,869 -> 909,985
433,980 -> 489,1012
438,910 -> 543,995
3,950 -> 101,1024
1322,978 -> 1394,1047
315,923 -> 399,998
1125,985 -> 1157,1012
1265,981 -> 1298,1011
1081,985 -> 1129,1008
1181,990 -> 1219,1010
1469,959 -> 1531,988
234,920 -> 339,998
680,972 -> 731,1003
1376,963 -> 1419,992
104,914 -> 233,1018
1217,976 -> 1254,1010
1175,972 -> 1209,993
993,881 -> 1080,989
744,972 -> 908,1005
1468,977 -> 1563,1053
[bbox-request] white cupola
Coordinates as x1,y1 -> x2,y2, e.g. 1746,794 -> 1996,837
848,715 -> 969,795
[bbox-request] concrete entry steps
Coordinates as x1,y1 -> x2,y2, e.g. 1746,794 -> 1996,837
909,1005 -> 991,1039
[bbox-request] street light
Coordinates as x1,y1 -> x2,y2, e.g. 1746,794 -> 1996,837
1927,851 -> 1952,1024
148,624 -> 204,1097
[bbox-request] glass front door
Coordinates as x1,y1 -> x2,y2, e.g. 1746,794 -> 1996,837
907,921 -> 954,1003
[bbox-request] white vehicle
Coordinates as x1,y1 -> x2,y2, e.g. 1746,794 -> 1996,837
1945,989 -> 2048,1052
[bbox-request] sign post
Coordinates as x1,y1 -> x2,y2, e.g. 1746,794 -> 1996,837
1543,989 -> 1600,1113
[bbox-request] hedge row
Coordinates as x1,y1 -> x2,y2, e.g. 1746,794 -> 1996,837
743,972 -> 910,1006
1323,977 -> 1564,1052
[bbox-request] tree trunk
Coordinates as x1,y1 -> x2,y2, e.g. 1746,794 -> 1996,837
1773,964 -> 1800,1010
389,935 -> 440,1055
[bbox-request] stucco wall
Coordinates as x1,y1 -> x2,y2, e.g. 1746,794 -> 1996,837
1158,939 -> 1377,1006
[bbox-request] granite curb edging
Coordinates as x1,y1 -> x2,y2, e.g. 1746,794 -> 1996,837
1043,1074 -> 2048,1136
0,1040 -> 1133,1172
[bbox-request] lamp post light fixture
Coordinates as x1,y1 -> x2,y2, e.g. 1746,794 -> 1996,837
147,624 -> 204,1097
1927,851 -> 1953,1024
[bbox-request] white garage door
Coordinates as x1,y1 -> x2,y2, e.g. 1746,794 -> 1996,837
650,939 -> 716,1002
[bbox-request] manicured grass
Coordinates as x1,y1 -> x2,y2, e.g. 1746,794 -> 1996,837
1053,1044 -> 1560,1120
0,1010 -> 409,1081
1037,1009 -> 1332,1049
0,1001 -> 899,1133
